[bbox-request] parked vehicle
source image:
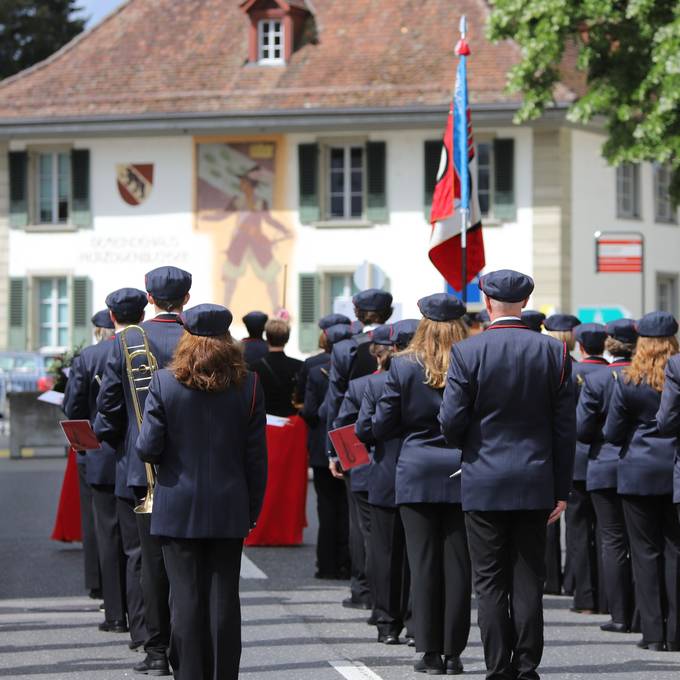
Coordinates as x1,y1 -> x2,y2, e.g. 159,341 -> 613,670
0,352 -> 59,417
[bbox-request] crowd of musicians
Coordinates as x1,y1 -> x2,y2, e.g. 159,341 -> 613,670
62,263 -> 680,679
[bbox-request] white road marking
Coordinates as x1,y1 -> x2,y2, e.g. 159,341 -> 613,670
240,553 -> 267,579
328,659 -> 384,680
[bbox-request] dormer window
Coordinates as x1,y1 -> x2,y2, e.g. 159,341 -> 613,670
258,19 -> 284,65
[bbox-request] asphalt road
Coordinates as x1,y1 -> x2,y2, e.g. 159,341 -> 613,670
1,458 -> 680,679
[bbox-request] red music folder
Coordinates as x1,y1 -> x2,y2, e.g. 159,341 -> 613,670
60,420 -> 102,452
328,424 -> 370,471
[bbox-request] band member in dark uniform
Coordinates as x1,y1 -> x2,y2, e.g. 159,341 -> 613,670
578,319 -> 638,633
604,311 -> 680,652
657,346 -> 680,516
567,323 -> 610,614
137,304 -> 267,680
64,309 -> 136,637
440,270 -> 575,680
301,322 -> 354,580
241,311 -> 269,369
251,318 -> 303,416
374,294 -> 471,676
96,266 -> 192,676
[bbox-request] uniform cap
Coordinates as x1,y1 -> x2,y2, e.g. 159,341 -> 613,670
91,309 -> 115,330
391,319 -> 419,349
544,314 -> 581,332
181,304 -> 233,337
145,266 -> 192,299
521,310 -> 546,333
105,288 -> 148,319
479,269 -> 534,303
574,323 -> 607,347
352,288 -> 393,312
417,293 -> 466,321
242,311 -> 268,336
371,324 -> 394,346
318,313 -> 351,330
605,318 -> 638,343
324,323 -> 354,345
636,311 -> 679,338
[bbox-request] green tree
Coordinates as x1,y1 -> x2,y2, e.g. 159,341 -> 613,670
488,0 -> 680,201
0,0 -> 85,79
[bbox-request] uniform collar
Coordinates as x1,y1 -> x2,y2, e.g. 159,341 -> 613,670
612,358 -> 632,366
580,356 -> 609,365
486,317 -> 529,331
150,313 -> 181,324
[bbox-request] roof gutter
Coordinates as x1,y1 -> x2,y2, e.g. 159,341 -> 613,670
0,103 -> 573,139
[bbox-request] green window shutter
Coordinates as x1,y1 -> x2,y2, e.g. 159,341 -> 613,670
424,139 -> 441,217
366,141 -> 388,223
71,149 -> 92,228
8,278 -> 28,350
9,151 -> 28,228
71,277 -> 92,349
298,273 -> 320,353
493,138 -> 515,221
298,143 -> 320,224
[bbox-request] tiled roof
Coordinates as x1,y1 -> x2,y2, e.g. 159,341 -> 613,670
0,0 -> 579,121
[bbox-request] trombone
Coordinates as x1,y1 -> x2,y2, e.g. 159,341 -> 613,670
120,325 -> 159,515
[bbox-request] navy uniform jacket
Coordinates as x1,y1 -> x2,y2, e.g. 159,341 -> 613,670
95,314 -> 184,496
242,337 -> 268,369
439,318 -> 575,511
251,351 -> 303,417
572,357 -> 610,481
295,351 -> 330,406
373,355 -> 461,505
577,359 -> 631,491
334,374 -> 372,493
300,355 -> 331,468
604,375 -> 675,497
136,370 -> 267,538
657,354 -> 680,501
355,371 -> 402,508
63,342 -> 118,486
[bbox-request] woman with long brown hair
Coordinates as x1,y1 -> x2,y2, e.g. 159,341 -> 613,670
604,311 -> 680,652
136,304 -> 267,680
373,293 -> 471,675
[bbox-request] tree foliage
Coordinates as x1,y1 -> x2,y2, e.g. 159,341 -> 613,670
0,0 -> 85,80
488,0 -> 680,202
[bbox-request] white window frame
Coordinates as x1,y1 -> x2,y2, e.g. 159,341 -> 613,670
257,19 -> 285,65
36,276 -> 69,351
325,144 -> 365,221
35,151 -> 70,226
322,271 -> 358,316
616,163 -> 640,219
653,163 -> 677,224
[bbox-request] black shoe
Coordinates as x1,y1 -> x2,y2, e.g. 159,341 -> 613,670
314,570 -> 339,580
367,611 -> 379,626
667,642 -> 680,651
570,607 -> 598,614
129,641 -> 145,652
98,602 -> 105,611
406,636 -> 416,647
600,620 -> 629,633
445,656 -> 464,675
414,652 -> 444,675
89,588 -> 103,600
133,655 -> 171,676
98,619 -> 129,633
637,639 -> 666,651
377,632 -> 400,645
342,597 -> 372,610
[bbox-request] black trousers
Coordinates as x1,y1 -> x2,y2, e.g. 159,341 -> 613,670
565,481 -> 598,610
162,537 -> 243,680
591,489 -> 633,626
400,503 -> 471,656
544,518 -> 562,595
465,509 -> 550,680
116,497 -> 147,645
77,462 -> 101,592
369,504 -> 410,636
91,485 -> 126,622
136,512 -> 171,656
312,467 -> 349,576
621,494 -> 680,645
346,485 -> 372,605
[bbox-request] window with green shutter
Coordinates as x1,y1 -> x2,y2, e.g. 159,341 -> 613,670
493,138 -> 515,221
298,143 -> 320,224
298,273 -> 320,353
71,277 -> 92,349
9,151 -> 28,228
366,141 -> 387,223
8,278 -> 27,350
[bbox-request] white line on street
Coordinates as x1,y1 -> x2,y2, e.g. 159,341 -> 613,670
240,553 -> 267,579
328,659 -> 384,680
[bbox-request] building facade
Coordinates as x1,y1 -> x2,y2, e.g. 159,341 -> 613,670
0,0 -> 677,355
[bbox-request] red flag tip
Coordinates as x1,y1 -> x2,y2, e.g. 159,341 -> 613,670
455,39 -> 470,56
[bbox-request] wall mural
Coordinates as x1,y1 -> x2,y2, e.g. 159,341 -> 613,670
195,139 -> 293,321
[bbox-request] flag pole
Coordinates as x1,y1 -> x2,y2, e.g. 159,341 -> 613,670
457,15 -> 469,304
